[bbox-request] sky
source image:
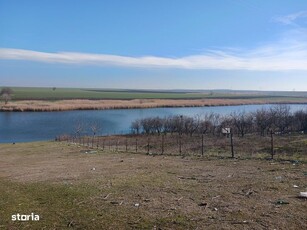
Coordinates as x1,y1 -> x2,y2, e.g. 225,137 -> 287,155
0,0 -> 307,91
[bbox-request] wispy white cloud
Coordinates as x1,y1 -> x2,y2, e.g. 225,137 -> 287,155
1,12 -> 307,72
1,41 -> 307,71
274,11 -> 307,25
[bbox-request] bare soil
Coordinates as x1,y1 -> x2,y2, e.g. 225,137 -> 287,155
0,141 -> 306,229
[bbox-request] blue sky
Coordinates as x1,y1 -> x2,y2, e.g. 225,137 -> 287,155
1,0 -> 307,90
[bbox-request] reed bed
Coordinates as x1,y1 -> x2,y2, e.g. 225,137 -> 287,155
1,98 -> 307,112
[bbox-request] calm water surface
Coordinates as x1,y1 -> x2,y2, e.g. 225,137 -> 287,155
0,104 -> 306,143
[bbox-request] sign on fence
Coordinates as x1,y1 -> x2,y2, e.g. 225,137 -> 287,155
222,128 -> 231,134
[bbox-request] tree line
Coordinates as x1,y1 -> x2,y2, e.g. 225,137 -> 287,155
130,105 -> 307,137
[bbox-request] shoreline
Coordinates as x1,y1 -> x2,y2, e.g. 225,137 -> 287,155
1,98 -> 307,112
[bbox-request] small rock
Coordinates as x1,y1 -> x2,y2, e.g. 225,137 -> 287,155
274,199 -> 289,205
198,202 -> 207,207
134,203 -> 140,207
299,192 -> 307,198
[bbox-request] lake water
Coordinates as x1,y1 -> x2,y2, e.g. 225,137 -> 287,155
0,104 -> 306,143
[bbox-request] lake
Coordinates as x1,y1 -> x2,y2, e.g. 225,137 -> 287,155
0,104 -> 306,143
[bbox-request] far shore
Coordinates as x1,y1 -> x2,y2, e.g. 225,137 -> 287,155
1,98 -> 307,112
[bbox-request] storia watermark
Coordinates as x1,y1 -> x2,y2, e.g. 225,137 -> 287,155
11,213 -> 40,221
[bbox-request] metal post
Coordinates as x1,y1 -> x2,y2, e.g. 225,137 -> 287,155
201,134 -> 204,156
135,138 -> 138,153
125,138 -> 128,152
147,137 -> 150,154
271,130 -> 274,159
161,135 -> 164,155
230,132 -> 234,158
179,134 -> 182,154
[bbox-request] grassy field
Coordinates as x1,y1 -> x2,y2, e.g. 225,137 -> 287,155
1,87 -> 307,111
6,87 -> 307,100
8,87 -> 212,100
0,141 -> 306,229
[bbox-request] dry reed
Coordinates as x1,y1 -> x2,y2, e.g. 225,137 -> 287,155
1,98 -> 307,112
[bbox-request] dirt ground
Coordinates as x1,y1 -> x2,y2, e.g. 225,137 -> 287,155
0,141 -> 306,229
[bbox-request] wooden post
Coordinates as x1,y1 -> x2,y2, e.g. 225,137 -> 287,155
102,140 -> 104,151
147,137 -> 150,154
201,134 -> 204,156
271,130 -> 274,159
161,135 -> 164,155
135,138 -> 138,153
125,138 -> 128,152
179,134 -> 182,155
230,132 -> 234,158
97,137 -> 99,149
116,141 -> 118,152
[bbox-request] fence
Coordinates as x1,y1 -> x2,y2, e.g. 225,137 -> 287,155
56,132 -> 307,161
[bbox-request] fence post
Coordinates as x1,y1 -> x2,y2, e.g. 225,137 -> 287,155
271,130 -> 274,159
201,134 -> 204,156
179,134 -> 182,155
147,137 -> 150,154
161,135 -> 164,155
135,138 -> 138,153
230,132 -> 234,158
102,140 -> 104,151
96,137 -> 99,149
125,138 -> 128,152
116,141 -> 118,152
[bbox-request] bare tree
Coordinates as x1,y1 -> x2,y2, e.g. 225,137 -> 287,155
230,111 -> 253,137
198,113 -> 219,135
1,87 -> 13,104
90,121 -> 101,137
182,115 -> 200,136
140,118 -> 152,134
74,120 -> 85,138
89,121 -> 101,147
294,109 -> 307,133
270,105 -> 292,134
253,108 -> 272,136
131,119 -> 141,134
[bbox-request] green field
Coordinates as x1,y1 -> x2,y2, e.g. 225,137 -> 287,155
4,87 -> 307,100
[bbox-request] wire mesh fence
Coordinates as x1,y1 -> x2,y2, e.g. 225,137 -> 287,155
57,132 -> 307,161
